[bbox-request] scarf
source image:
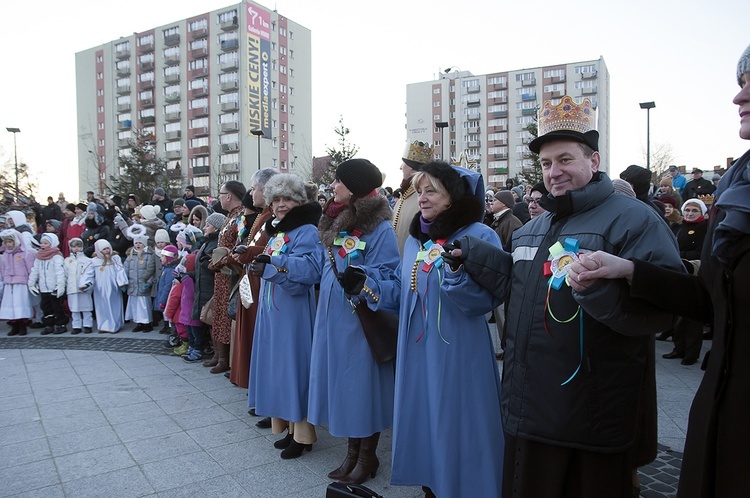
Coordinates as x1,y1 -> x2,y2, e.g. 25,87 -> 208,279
712,148 -> 750,263
419,216 -> 433,235
36,247 -> 62,261
325,201 -> 348,219
684,215 -> 706,224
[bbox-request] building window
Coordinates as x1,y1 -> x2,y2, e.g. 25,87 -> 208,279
515,72 -> 535,82
289,105 -> 295,115
218,10 -> 238,24
163,26 -> 179,37
543,69 -> 565,78
189,19 -> 207,31
575,64 -> 596,74
138,34 -> 154,46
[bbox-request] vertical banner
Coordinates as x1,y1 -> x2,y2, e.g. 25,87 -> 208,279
246,1 -> 271,138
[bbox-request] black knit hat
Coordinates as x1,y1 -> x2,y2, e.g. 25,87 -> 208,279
419,161 -> 467,203
620,164 -> 651,200
76,202 -> 88,211
336,159 -> 383,198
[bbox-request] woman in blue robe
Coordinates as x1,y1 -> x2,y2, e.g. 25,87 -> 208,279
308,159 -> 399,484
343,161 -> 505,497
247,173 -> 323,460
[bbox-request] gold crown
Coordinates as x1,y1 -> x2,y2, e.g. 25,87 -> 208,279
538,95 -> 596,136
698,194 -> 715,205
402,140 -> 434,165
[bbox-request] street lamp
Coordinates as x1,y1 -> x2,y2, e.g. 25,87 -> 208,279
6,127 -> 20,197
251,130 -> 264,171
639,102 -> 656,170
435,122 -> 449,162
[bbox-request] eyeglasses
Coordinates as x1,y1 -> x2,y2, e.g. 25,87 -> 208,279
528,197 -> 542,205
219,191 -> 229,196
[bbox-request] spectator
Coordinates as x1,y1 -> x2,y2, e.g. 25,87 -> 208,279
183,185 -> 206,207
40,196 -> 62,232
527,182 -> 549,220
684,168 -> 716,199
60,203 -> 76,258
668,165 -> 687,196
711,173 -> 722,188
151,187 -> 174,216
393,140 -> 434,254
55,192 -> 68,213
80,204 -> 110,258
511,185 -> 531,224
123,234 -> 157,332
490,190 -> 522,252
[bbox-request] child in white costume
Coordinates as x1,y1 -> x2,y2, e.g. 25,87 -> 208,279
80,239 -> 128,333
64,238 -> 93,334
0,230 -> 34,336
28,233 -> 68,334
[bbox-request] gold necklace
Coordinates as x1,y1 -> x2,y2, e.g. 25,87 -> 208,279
393,184 -> 415,231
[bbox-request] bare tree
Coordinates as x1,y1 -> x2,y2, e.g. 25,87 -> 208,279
315,116 -> 359,187
643,142 -> 676,181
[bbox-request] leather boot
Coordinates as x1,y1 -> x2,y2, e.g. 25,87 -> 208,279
210,342 -> 230,374
7,322 -> 19,337
203,338 -> 219,367
339,433 -> 380,485
328,438 -> 361,480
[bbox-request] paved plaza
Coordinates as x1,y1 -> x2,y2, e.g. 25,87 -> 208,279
0,323 -> 705,497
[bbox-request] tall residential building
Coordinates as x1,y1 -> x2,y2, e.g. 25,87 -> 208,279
406,57 -> 610,187
75,1 -> 311,199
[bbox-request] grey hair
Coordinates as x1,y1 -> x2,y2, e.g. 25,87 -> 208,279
251,168 -> 279,190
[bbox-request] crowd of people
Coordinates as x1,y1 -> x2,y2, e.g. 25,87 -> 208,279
2,42 -> 749,498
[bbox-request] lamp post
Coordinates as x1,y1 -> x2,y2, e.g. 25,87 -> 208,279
251,130 -> 264,170
6,127 -> 20,197
435,122 -> 449,162
639,102 -> 655,170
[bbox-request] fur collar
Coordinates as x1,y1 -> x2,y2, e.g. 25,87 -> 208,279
264,201 -> 322,237
318,195 -> 393,248
408,195 -> 484,243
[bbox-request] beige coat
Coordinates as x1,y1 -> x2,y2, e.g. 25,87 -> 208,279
392,185 -> 419,255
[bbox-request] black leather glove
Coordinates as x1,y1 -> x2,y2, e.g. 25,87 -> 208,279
249,254 -> 271,277
339,266 -> 367,296
233,245 -> 248,254
441,240 -> 464,272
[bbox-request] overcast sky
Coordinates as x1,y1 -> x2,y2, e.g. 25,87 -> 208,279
1,0 -> 748,200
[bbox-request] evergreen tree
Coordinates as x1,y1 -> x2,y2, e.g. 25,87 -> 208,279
316,116 -> 359,187
517,119 -> 543,187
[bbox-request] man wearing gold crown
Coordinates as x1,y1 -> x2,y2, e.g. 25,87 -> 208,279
493,96 -> 685,497
392,140 -> 434,254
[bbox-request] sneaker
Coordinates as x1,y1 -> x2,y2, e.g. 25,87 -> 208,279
53,325 -> 67,335
167,335 -> 181,348
41,326 -> 54,335
183,350 -> 204,363
71,328 -> 82,335
173,341 -> 189,356
181,346 -> 195,359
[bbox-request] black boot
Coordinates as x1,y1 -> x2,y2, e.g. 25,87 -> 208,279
83,327 -> 93,334
7,322 -> 19,337
422,486 -> 436,498
280,439 -> 312,459
53,325 -> 67,335
339,433 -> 380,484
255,417 -> 272,429
71,328 -> 82,335
273,431 -> 294,449
328,438 -> 361,480
655,330 -> 672,341
17,322 -> 27,336
662,350 -> 684,359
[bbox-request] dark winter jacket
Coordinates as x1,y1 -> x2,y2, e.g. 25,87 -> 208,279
676,219 -> 708,261
684,177 -> 716,200
191,231 -> 219,322
502,172 -> 684,453
81,223 -> 111,258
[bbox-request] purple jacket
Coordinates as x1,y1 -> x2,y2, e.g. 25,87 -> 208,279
1,243 -> 35,284
179,275 -> 202,327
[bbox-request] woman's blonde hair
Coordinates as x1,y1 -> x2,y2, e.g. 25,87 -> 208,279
411,171 -> 449,198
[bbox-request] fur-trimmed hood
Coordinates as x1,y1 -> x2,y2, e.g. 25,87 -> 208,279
264,201 -> 322,237
318,195 -> 393,248
408,195 -> 484,243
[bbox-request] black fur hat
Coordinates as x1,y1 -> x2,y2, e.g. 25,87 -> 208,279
419,161 -> 468,203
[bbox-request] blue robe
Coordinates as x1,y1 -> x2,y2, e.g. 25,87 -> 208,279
248,223 -> 322,423
369,221 -> 505,497
308,220 -> 398,438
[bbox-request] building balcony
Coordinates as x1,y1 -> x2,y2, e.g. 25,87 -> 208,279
492,139 -> 507,146
166,130 -> 181,140
466,113 -> 480,121
192,146 -> 210,156
190,47 -> 208,58
222,162 -> 240,173
220,18 -> 239,31
551,90 -> 563,98
582,71 -> 597,79
493,82 -> 508,90
582,87 -> 597,95
141,115 -> 155,125
191,27 -> 208,39
492,96 -> 508,104
138,41 -> 154,54
466,99 -> 480,107
493,110 -> 508,118
221,101 -> 239,112
166,150 -> 181,159
117,120 -> 132,130
522,165 -> 537,173
521,137 -> 532,145
494,167 -> 509,174
116,85 -> 131,95
522,108 -> 536,116
220,39 -> 239,51
221,142 -> 239,152
115,48 -> 130,60
140,98 -> 154,108
165,111 -> 181,122
164,34 -> 180,47
220,80 -> 238,91
164,53 -> 180,65
191,86 -> 208,97
468,126 -> 480,134
192,166 -> 210,176
164,73 -> 181,84
521,93 -> 536,101
139,60 -> 154,71
118,139 -> 130,148
521,79 -> 536,87
190,67 -> 208,78
117,103 -> 131,112
138,80 -> 154,91
552,75 -> 566,83
167,168 -> 183,179
220,121 -> 239,132
492,125 -> 507,132
116,66 -> 130,77
193,126 -> 209,137
467,141 -> 481,148
191,106 -> 209,117
220,59 -> 239,71
466,86 -> 480,94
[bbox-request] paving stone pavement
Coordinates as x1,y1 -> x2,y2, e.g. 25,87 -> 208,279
0,322 -> 704,497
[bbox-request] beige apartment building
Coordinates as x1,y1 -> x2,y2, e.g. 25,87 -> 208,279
75,1 -> 311,199
406,58 -> 610,188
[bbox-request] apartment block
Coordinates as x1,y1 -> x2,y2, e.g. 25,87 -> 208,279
406,57 -> 610,187
75,1 -> 311,199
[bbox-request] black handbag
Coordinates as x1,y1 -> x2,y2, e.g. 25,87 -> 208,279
325,482 -> 384,498
328,249 -> 398,364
